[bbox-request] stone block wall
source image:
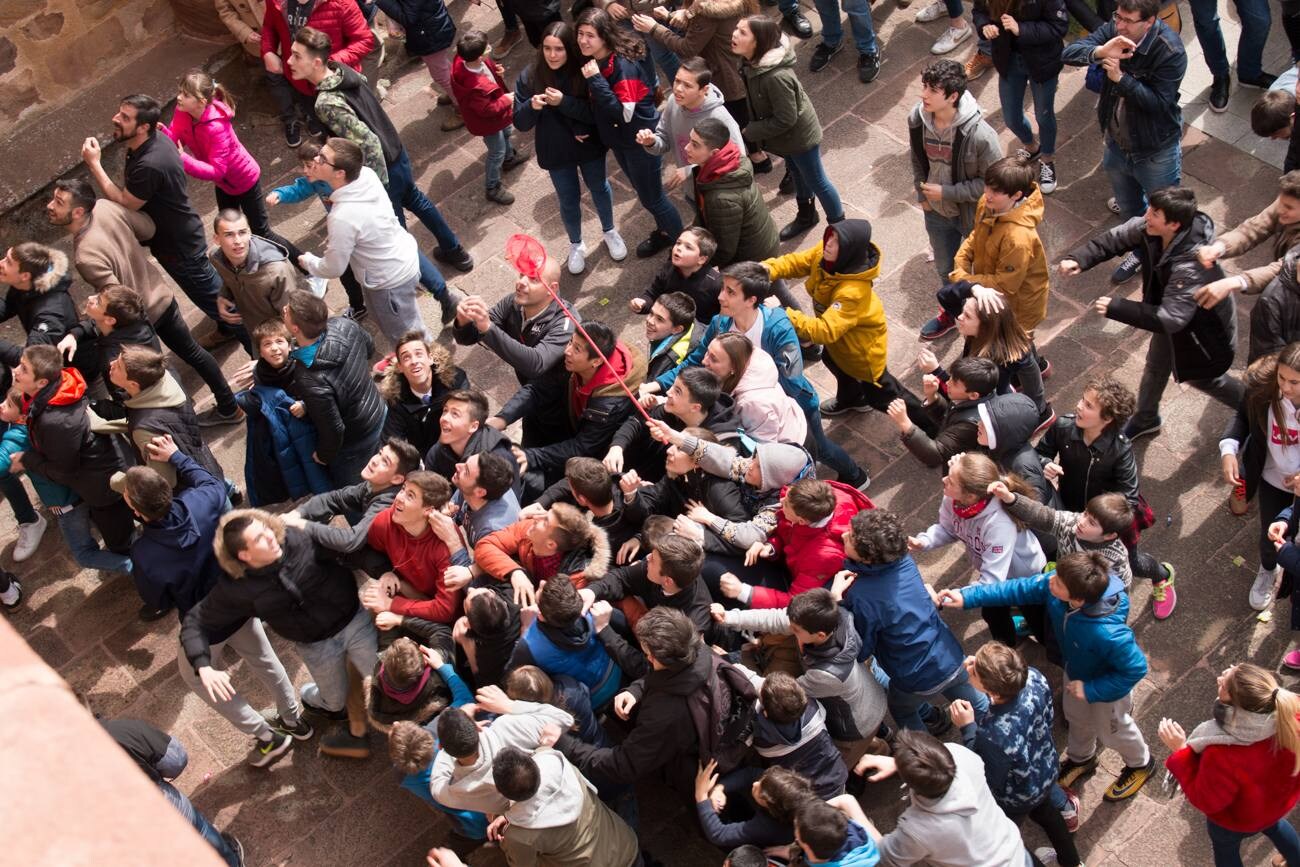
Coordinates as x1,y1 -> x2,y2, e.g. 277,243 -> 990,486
0,0 -> 178,136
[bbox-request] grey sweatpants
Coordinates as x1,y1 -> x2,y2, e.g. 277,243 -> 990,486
1063,690 -> 1150,768
177,618 -> 302,740
365,275 -> 428,348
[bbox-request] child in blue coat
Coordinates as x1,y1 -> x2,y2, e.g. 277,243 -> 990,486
939,550 -> 1156,803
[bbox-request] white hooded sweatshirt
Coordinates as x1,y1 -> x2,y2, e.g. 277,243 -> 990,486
300,166 -> 419,292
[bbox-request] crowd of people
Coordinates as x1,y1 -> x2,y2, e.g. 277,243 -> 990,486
7,0 -> 1300,864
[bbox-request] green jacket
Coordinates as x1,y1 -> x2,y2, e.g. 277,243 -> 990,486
314,66 -> 389,185
693,153 -> 780,267
741,36 -> 821,157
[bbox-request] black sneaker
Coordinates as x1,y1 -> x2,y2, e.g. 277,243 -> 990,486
1038,354 -> 1052,379
1209,74 -> 1230,112
1058,753 -> 1100,788
248,730 -> 292,768
301,694 -> 349,721
809,42 -> 843,73
138,602 -> 171,622
1039,160 -> 1057,195
1104,756 -> 1156,801
820,397 -> 872,417
433,245 -> 475,273
801,343 -> 824,365
857,51 -> 882,83
783,8 -> 813,37
1239,70 -> 1277,89
636,230 -> 673,259
284,120 -> 303,149
269,714 -> 315,741
922,705 -> 953,737
319,729 -> 372,759
1111,251 -> 1141,284
842,467 -> 872,491
1032,405 -> 1057,438
1121,417 -> 1162,441
920,310 -> 957,340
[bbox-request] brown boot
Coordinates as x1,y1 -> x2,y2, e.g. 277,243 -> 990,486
440,106 -> 464,132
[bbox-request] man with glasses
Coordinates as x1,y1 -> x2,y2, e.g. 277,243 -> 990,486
1063,0 -> 1186,284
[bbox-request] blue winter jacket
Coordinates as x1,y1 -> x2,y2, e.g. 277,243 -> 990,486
0,423 -> 76,507
237,385 -> 332,506
655,306 -> 820,414
839,557 -> 965,694
962,571 -> 1146,703
269,176 -> 332,208
822,821 -> 881,867
958,666 -> 1058,813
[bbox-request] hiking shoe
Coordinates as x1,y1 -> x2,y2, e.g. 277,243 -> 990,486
433,245 -> 475,273
1151,564 -> 1177,620
1121,417 -> 1162,441
965,52 -> 994,79
1106,197 -> 1122,215
809,42 -> 843,73
1060,787 -> 1081,832
778,168 -> 795,195
0,576 -> 22,610
1032,405 -> 1057,438
915,0 -> 946,21
1104,756 -> 1155,801
567,242 -> 588,275
1209,74 -> 1230,112
1111,251 -> 1141,284
636,230 -> 673,259
1239,71 -> 1278,89
783,8 -> 813,37
196,406 -> 246,428
931,24 -> 972,54
14,513 -> 48,562
269,714 -> 314,740
342,304 -> 368,322
320,729 -> 371,759
502,147 -> 529,172
301,688 -> 349,721
1284,648 -> 1300,670
284,120 -> 303,149
921,310 -> 956,339
248,730 -> 292,768
820,397 -> 872,417
857,51 -> 883,83
1039,160 -> 1058,195
440,108 -> 465,131
138,602 -> 171,622
1058,754 -> 1100,788
1250,565 -> 1278,611
842,467 -> 872,491
604,229 -> 628,261
486,185 -> 515,205
494,28 -> 522,56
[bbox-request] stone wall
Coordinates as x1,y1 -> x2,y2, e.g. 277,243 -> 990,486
0,0 -> 178,136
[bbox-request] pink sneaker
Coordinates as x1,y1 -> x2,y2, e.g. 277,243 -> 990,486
1151,564 -> 1177,620
1284,649 -> 1300,670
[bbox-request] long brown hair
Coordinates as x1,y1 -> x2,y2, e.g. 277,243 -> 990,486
531,21 -> 588,95
1246,343 -> 1300,436
744,14 -> 782,61
963,296 -> 1033,366
180,69 -> 235,114
711,332 -> 754,394
1225,663 -> 1300,775
575,8 -> 646,61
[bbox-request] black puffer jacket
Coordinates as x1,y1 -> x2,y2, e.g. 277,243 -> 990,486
0,250 -> 99,383
23,369 -> 125,509
608,394 -> 747,480
1034,415 -> 1139,512
1072,212 -> 1236,383
296,318 -> 383,463
424,424 -> 518,482
378,352 -> 468,456
972,0 -> 1068,82
1250,245 -> 1300,363
181,520 -> 360,670
978,392 -> 1052,503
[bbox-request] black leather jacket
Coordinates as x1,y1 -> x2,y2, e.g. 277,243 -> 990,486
1035,415 -> 1140,512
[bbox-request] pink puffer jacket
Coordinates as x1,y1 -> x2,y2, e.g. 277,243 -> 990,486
161,100 -> 261,195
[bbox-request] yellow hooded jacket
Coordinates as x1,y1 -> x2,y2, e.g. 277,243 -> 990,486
950,186 -> 1050,334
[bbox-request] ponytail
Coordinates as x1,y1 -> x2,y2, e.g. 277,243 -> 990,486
179,69 -> 236,115
1276,687 -> 1300,776
1000,473 -> 1037,529
1227,663 -> 1300,775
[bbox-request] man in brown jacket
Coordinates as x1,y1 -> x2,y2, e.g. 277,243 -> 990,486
210,209 -> 303,337
46,178 -> 240,421
1192,170 -> 1300,308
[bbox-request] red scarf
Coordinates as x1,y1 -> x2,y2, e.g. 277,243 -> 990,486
697,140 -> 742,185
378,662 -> 432,704
952,496 -> 992,520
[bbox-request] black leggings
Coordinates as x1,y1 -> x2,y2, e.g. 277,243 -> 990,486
1014,794 -> 1081,867
1259,480 -> 1294,572
823,355 -> 938,436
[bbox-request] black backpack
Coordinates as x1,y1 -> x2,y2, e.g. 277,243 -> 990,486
687,651 -> 757,775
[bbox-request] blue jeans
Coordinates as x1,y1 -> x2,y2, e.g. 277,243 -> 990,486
297,606 -> 380,713
552,674 -> 611,747
943,0 -> 963,19
1102,138 -> 1182,218
612,146 -> 684,237
923,208 -> 965,282
785,145 -> 845,221
1188,0 -> 1272,79
385,148 -> 462,253
807,406 -> 860,480
417,251 -> 447,301
550,158 -> 616,243
813,0 -> 879,54
0,471 -> 36,525
159,781 -> 242,867
56,503 -> 133,574
998,53 -> 1059,155
483,126 -> 514,191
888,666 -> 991,730
646,30 -> 682,84
1206,817 -> 1300,867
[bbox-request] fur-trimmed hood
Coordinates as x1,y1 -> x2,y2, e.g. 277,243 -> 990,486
751,35 -> 795,73
378,341 -> 460,404
32,249 -> 71,294
213,508 -> 285,578
363,666 -> 452,733
563,517 -> 612,581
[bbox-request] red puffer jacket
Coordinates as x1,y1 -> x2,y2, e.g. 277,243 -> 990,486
1166,733 -> 1300,833
749,481 -> 874,609
449,55 -> 513,136
261,0 -> 376,96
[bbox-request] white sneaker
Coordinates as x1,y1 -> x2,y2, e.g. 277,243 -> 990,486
567,242 -> 588,275
915,0 -> 947,21
604,229 -> 628,262
931,24 -> 972,53
1107,196 -> 1122,214
13,513 -> 47,562
306,275 -> 329,298
1250,565 -> 1278,610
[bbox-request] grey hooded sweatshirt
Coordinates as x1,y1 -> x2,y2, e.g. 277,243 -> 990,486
908,90 -> 1002,233
647,82 -> 744,171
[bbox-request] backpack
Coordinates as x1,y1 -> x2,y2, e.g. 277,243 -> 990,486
687,651 -> 758,774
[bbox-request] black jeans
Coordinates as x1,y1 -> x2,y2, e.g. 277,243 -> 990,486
154,248 -> 252,354
213,183 -> 306,269
1259,480 -> 1294,571
700,552 -> 791,604
1013,794 -> 1082,867
153,299 -> 237,415
265,70 -> 321,129
824,354 -> 937,436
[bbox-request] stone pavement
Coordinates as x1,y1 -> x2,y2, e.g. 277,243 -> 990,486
1,1 -> 1298,864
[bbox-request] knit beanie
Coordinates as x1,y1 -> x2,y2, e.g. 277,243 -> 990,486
755,442 -> 812,491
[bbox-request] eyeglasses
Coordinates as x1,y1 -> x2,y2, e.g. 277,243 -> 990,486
1112,12 -> 1148,23
313,154 -> 336,167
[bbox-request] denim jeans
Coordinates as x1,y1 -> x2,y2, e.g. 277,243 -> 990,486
153,300 -> 237,415
943,0 -> 963,19
1188,0 -> 1272,79
646,29 -> 682,84
1102,138 -> 1182,218
998,53 -> 1059,155
550,158 -> 616,243
56,502 -> 133,573
297,606 -> 380,713
784,145 -> 845,221
813,0 -> 879,54
1206,817 -> 1300,867
923,208 -> 965,281
807,406 -> 859,481
611,146 -> 684,237
888,666 -> 991,730
159,781 -> 242,867
483,127 -> 514,191
385,148 -> 462,253
154,248 -> 253,354
0,471 -> 35,525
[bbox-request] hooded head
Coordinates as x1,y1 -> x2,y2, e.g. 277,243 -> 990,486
753,442 -> 813,491
975,393 -> 1038,454
821,220 -> 877,275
